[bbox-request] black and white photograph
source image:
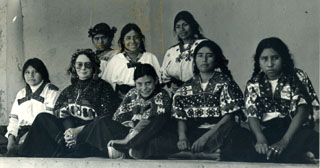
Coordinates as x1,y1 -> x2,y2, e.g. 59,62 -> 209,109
0,0 -> 319,167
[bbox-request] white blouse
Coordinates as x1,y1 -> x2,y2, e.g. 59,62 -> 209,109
6,82 -> 60,138
160,39 -> 208,83
102,52 -> 161,90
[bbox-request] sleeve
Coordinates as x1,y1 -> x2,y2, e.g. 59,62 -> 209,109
172,87 -> 188,120
98,81 -> 118,118
219,80 -> 245,116
244,82 -> 261,119
53,88 -> 70,118
141,90 -> 171,120
112,89 -> 135,124
44,84 -> 60,113
160,49 -> 173,84
296,70 -> 319,119
5,93 -> 21,138
150,54 -> 162,83
103,56 -> 118,90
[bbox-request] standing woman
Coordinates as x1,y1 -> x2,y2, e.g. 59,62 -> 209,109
245,37 -> 319,163
161,10 -> 207,95
18,49 -> 117,157
88,22 -> 118,62
88,23 -> 118,78
5,58 -> 59,156
104,23 -> 161,99
172,40 -> 254,161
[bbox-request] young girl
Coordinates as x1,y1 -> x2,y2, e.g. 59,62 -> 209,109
103,23 -> 161,99
75,64 -> 174,159
6,58 -> 59,156
245,37 -> 319,163
172,40 -> 254,161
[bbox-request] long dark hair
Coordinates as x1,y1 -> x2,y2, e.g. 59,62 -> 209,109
252,37 -> 294,78
67,49 -> 100,83
193,40 -> 233,79
174,11 -> 205,42
118,23 -> 146,53
22,58 -> 50,83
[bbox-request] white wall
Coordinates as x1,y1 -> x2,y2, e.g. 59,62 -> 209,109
0,0 -> 319,124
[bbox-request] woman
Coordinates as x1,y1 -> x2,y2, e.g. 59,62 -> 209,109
18,49 -> 117,157
75,63 -> 175,159
5,58 -> 59,156
88,23 -> 118,79
172,40 -> 254,161
245,37 -> 319,163
103,23 -> 161,99
160,10 -> 207,95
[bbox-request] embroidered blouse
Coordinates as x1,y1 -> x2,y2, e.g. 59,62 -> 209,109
102,52 -> 161,90
244,68 -> 319,123
172,72 -> 244,127
99,50 -> 119,78
6,82 -> 60,138
160,39 -> 208,83
54,78 -> 117,126
112,88 -> 171,128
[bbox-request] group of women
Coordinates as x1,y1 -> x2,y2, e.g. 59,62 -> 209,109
4,10 -> 319,163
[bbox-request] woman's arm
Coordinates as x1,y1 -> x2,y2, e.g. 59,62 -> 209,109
268,104 -> 308,159
177,120 -> 190,151
191,114 -> 232,152
248,117 -> 268,156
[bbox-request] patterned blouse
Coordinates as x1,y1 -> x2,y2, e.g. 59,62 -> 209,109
172,72 -> 244,126
160,39 -> 208,83
244,68 -> 319,124
113,88 -> 171,127
54,78 -> 117,125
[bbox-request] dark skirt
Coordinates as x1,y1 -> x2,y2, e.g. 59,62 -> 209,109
18,113 -> 66,157
255,117 -> 319,163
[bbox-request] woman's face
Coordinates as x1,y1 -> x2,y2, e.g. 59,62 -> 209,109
75,54 -> 93,80
259,48 -> 283,80
24,66 -> 43,86
123,30 -> 141,53
175,19 -> 193,42
195,46 -> 216,73
135,75 -> 157,98
92,34 -> 110,51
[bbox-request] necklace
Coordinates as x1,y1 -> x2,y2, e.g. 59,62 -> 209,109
176,39 -> 195,62
73,80 -> 92,115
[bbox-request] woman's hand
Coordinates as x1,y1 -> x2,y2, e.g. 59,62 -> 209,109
191,136 -> 208,153
254,134 -> 269,155
107,139 -> 128,147
7,135 -> 16,151
177,138 -> 190,151
266,138 -> 289,160
64,126 -> 83,148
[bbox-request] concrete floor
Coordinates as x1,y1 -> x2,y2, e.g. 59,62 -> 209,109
0,157 -> 318,168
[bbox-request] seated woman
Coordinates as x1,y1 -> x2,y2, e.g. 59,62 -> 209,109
245,37 -> 319,163
5,58 -> 59,156
18,49 -> 117,157
172,40 -> 254,161
160,11 -> 207,96
75,63 -> 175,159
103,23 -> 161,99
